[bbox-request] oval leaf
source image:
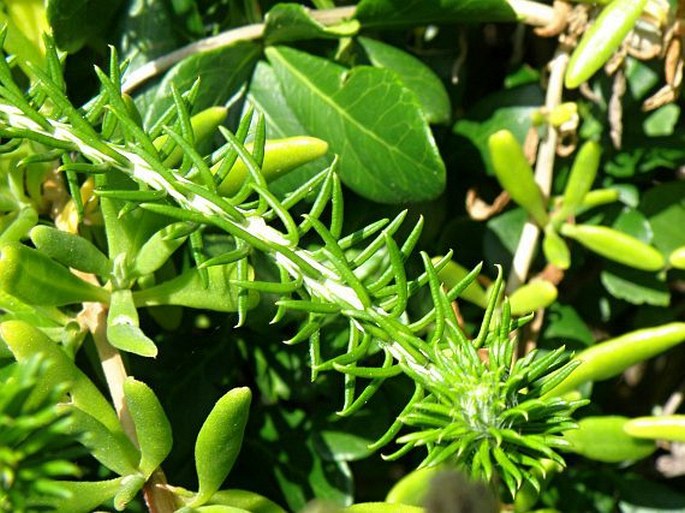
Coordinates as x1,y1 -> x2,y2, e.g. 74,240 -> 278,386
564,416 -> 656,463
124,377 -> 173,477
265,46 -> 445,204
193,387 -> 252,507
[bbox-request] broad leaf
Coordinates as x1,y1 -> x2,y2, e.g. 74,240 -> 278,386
46,0 -> 124,53
355,0 -> 516,27
247,62 -> 333,196
601,263 -> 670,307
358,36 -> 450,124
266,46 -> 445,203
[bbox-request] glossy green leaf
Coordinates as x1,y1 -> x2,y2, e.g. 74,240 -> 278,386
216,137 -> 329,196
489,130 -> 548,226
144,42 -> 261,126
545,322 -> 685,396
265,46 -> 445,203
563,416 -> 656,463
358,36 -> 450,124
193,387 -> 252,507
565,0 -> 648,88
247,61 -> 333,196
643,104 -> 680,137
0,320 -> 122,433
124,377 -> 173,477
623,415 -> 685,442
561,224 -> 665,271
132,262 -> 258,312
354,0 -> 516,27
30,225 -> 111,276
509,280 -> 558,315
194,506 -> 252,513
107,289 -> 158,358
46,0 -> 125,53
263,3 -> 359,44
57,404 -> 140,477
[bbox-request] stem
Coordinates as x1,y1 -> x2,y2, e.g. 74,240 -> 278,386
77,278 -> 177,513
506,49 -> 569,293
121,2 -> 555,93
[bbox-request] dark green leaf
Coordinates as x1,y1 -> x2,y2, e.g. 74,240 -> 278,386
600,263 -> 670,307
247,62 -> 333,196
355,0 -> 516,28
358,37 -> 451,124
639,181 -> 685,255
263,3 -> 359,44
453,84 -> 543,176
46,0 -> 125,53
144,42 -> 261,126
266,46 -> 445,203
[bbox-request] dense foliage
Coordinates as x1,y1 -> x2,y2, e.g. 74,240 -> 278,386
0,1 -> 684,512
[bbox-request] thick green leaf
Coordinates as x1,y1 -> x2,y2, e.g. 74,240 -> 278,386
357,37 -> 450,124
49,479 -> 123,513
46,0 -> 124,53
124,377 -> 173,478
354,0 -> 516,27
264,3 -> 359,44
564,416 -> 656,463
107,289 -> 158,357
265,46 -> 445,203
58,404 -> 140,477
144,42 -> 261,126
193,387 -> 252,507
247,62 -> 333,196
0,320 -> 122,434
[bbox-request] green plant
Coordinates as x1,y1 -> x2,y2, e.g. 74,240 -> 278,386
1,1 -> 684,512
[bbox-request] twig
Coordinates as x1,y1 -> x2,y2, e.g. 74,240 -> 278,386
506,49 -> 569,293
121,2 -> 556,94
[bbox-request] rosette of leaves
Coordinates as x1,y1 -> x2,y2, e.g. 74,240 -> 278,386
0,356 -> 80,513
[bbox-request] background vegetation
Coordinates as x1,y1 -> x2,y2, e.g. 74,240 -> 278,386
0,0 -> 684,512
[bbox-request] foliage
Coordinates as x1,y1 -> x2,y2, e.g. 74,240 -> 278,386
0,0 -> 684,512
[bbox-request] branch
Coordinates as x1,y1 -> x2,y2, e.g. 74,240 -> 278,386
121,2 -> 555,93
